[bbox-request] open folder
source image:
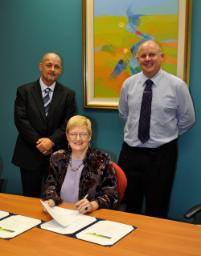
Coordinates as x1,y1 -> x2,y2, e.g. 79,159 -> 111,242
40,201 -> 135,246
0,215 -> 41,239
40,200 -> 96,233
76,220 -> 134,246
0,210 -> 9,219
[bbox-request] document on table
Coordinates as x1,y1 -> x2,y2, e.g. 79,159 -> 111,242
76,220 -> 134,246
0,210 -> 9,219
40,200 -> 96,230
40,214 -> 96,235
0,215 -> 41,239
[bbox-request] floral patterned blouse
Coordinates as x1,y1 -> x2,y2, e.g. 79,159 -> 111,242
42,147 -> 118,209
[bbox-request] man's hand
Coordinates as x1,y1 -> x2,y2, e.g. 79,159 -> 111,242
36,137 -> 54,155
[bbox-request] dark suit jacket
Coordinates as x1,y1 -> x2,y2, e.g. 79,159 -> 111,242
12,80 -> 76,170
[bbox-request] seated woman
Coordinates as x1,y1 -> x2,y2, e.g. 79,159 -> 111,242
42,115 -> 118,214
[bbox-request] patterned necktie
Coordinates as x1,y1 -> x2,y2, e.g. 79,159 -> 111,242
138,79 -> 153,143
43,88 -> 52,116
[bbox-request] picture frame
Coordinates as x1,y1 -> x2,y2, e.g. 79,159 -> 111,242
82,0 -> 191,109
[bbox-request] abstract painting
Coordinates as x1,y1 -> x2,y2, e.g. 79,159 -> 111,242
83,0 -> 191,109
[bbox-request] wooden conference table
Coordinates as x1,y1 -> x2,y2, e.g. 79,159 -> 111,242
0,193 -> 201,256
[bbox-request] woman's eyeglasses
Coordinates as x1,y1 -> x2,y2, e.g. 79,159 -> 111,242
68,133 -> 89,139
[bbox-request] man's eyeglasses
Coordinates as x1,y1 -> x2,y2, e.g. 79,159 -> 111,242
68,132 -> 89,139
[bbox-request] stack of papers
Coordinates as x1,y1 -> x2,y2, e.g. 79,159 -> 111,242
40,200 -> 134,245
40,200 -> 96,234
0,215 -> 41,239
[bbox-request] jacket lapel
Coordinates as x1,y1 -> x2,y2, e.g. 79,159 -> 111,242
31,81 -> 47,121
47,83 -> 63,118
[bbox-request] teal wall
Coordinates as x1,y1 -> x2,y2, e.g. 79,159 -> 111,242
0,0 -> 200,221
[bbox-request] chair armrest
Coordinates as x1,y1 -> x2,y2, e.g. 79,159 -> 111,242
184,204 -> 201,219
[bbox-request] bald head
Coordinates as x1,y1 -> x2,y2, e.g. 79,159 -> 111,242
41,52 -> 62,65
136,40 -> 162,58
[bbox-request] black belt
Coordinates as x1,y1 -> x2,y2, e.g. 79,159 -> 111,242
123,139 -> 178,152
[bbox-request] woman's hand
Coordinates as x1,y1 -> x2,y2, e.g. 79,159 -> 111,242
42,199 -> 55,212
75,198 -> 99,214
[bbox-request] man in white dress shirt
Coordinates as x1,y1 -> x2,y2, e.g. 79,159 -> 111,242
118,40 -> 195,218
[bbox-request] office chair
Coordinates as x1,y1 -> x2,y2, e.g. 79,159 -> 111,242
184,204 -> 201,224
111,161 -> 127,207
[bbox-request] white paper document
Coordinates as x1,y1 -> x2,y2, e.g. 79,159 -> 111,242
76,220 -> 134,246
41,214 -> 96,235
0,210 -> 9,219
40,200 -> 96,228
0,215 -> 41,239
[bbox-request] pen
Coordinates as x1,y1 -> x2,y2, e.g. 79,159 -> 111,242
83,194 -> 88,199
87,232 -> 112,239
0,227 -> 15,233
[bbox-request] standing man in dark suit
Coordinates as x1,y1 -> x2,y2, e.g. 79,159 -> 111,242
12,52 -> 77,197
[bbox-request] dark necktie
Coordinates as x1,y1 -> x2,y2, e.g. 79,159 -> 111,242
43,88 -> 52,116
138,79 -> 153,143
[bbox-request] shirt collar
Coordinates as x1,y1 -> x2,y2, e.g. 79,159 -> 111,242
39,77 -> 56,92
141,69 -> 163,87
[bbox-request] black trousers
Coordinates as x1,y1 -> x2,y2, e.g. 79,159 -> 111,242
20,163 -> 49,198
118,140 -> 178,218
